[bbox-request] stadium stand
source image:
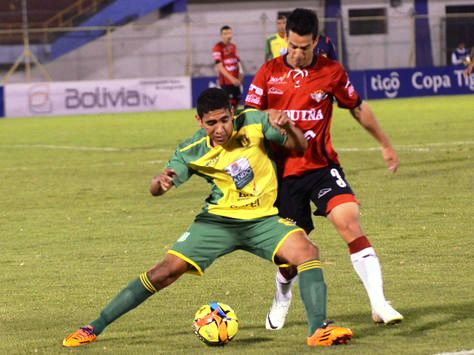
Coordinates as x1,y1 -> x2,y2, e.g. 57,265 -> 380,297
0,0 -> 186,63
0,0 -> 111,44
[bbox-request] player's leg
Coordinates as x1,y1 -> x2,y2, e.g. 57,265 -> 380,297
63,218 -> 234,347
232,84 -> 242,112
274,228 -> 352,346
267,175 -> 314,330
311,165 -> 402,324
327,202 -> 403,324
62,253 -> 190,347
222,85 -> 239,111
248,216 -> 351,346
274,230 -> 325,332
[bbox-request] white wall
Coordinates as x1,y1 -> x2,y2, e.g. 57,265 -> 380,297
341,0 -> 415,69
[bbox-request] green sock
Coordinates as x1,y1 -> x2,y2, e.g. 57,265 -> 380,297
297,259 -> 327,336
89,272 -> 157,335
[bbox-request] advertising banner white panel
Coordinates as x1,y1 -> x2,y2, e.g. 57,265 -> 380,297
5,77 -> 191,117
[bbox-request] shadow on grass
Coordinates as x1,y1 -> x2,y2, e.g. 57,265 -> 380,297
62,300 -> 473,350
239,300 -> 474,340
91,332 -> 273,349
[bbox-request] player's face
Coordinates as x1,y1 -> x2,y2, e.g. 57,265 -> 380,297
276,18 -> 286,35
221,29 -> 233,44
286,30 -> 316,68
197,108 -> 234,146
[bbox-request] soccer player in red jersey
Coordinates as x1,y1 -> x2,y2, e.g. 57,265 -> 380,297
245,8 -> 403,329
212,25 -> 243,110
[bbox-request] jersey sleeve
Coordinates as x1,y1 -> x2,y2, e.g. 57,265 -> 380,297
259,112 -> 288,146
332,65 -> 361,109
165,148 -> 193,187
238,110 -> 287,146
244,64 -> 268,109
212,43 -> 222,64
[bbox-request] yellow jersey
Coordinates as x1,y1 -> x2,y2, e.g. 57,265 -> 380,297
265,33 -> 287,61
166,109 -> 287,220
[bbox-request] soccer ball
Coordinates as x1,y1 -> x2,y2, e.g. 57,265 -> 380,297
192,302 -> 238,346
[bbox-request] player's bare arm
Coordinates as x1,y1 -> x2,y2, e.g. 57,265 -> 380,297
350,101 -> 399,173
238,62 -> 244,82
267,109 -> 307,151
149,168 -> 176,196
215,63 -> 241,86
464,62 -> 474,77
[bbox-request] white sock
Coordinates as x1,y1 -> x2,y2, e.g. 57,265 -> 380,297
275,269 -> 296,303
350,247 -> 386,308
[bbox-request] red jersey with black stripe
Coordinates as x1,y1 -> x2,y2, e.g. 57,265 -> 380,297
212,42 -> 240,86
245,55 -> 361,177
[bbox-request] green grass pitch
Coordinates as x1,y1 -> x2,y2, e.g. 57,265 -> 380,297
0,95 -> 473,354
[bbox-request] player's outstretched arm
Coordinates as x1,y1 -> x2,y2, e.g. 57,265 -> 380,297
267,109 -> 308,151
149,168 -> 176,196
350,101 -> 399,173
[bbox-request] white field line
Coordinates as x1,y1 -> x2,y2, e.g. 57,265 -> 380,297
2,160 -> 165,172
434,350 -> 474,355
1,141 -> 471,172
0,144 -> 171,153
338,140 -> 474,152
0,140 -> 473,153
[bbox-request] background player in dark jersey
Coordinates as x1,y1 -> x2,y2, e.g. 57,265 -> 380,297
62,88 -> 353,348
314,34 -> 337,60
212,26 -> 243,110
245,8 -> 403,330
265,16 -> 337,62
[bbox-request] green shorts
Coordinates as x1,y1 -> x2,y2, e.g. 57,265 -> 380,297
168,212 -> 303,275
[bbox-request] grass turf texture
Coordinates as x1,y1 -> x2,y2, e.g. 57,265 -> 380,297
0,95 -> 473,354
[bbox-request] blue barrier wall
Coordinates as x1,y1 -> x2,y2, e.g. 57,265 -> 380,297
191,76 -> 253,108
414,0 -> 433,68
360,65 -> 473,99
192,65 -> 473,107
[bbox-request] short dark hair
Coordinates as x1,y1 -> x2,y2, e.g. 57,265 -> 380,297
286,8 -> 319,40
196,88 -> 231,118
220,25 -> 231,33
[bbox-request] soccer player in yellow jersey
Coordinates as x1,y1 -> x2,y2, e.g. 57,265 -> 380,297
265,14 -> 288,61
62,88 -> 353,348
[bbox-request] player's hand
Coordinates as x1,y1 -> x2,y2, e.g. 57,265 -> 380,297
267,109 -> 293,133
150,168 -> 176,196
382,146 -> 399,173
231,77 -> 241,86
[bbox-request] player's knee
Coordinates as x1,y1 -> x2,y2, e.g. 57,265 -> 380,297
330,210 -> 362,237
147,258 -> 186,289
339,219 -> 361,235
300,241 -> 319,260
287,236 -> 320,264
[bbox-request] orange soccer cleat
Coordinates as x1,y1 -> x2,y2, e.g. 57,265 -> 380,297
62,325 -> 97,347
307,321 -> 353,347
